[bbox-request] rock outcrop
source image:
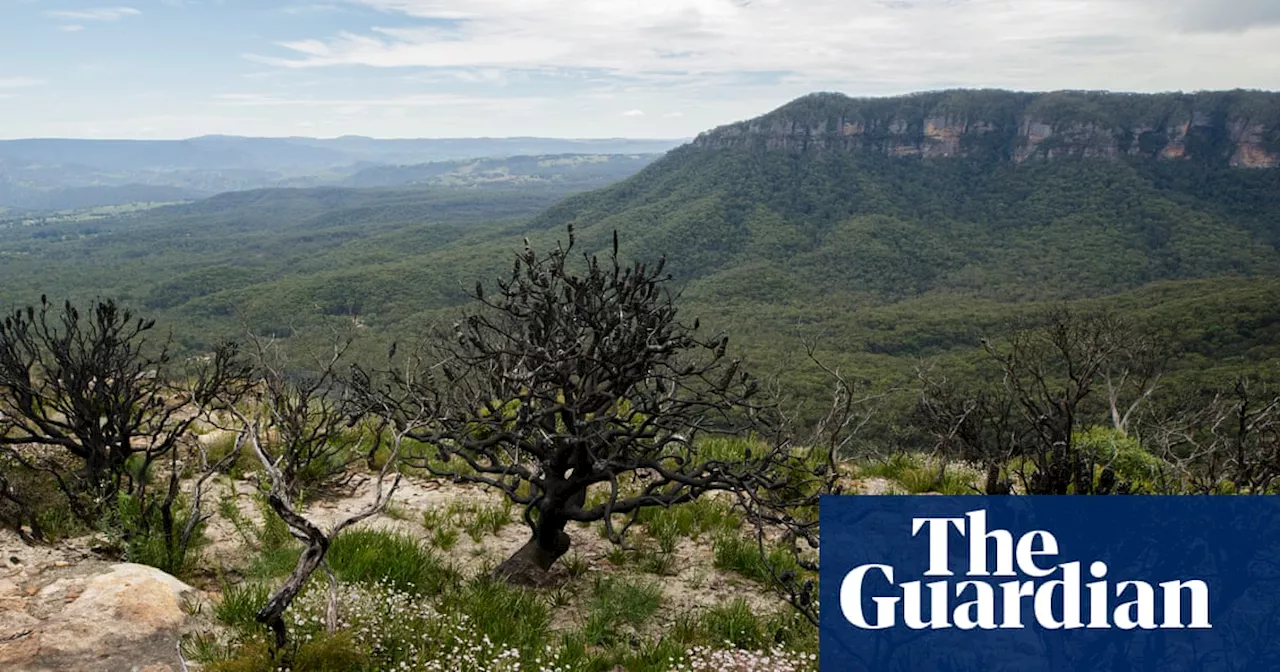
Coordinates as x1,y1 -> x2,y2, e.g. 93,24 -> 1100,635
0,556 -> 201,672
692,90 -> 1280,168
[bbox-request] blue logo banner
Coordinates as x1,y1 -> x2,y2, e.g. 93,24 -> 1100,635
819,496 -> 1280,671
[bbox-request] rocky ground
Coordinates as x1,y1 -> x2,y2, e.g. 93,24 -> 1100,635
0,467 -> 833,672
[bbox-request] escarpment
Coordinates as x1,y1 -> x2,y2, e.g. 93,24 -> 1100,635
692,90 -> 1280,168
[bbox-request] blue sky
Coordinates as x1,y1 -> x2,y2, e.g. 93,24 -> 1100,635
1,0 -> 1278,139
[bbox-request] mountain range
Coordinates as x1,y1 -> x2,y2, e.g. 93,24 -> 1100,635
1,88 -> 1277,408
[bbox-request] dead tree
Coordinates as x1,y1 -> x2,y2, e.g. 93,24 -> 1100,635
220,332 -> 415,653
1102,327 -> 1171,437
915,368 -> 1020,495
974,309 -> 1165,494
1147,379 -> 1280,494
359,228 -> 765,585
733,343 -> 886,626
244,333 -> 360,498
0,297 -> 248,558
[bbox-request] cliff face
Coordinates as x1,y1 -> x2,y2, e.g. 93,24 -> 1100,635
692,90 -> 1280,168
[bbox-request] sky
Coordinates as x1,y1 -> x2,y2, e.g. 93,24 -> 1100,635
0,0 -> 1278,140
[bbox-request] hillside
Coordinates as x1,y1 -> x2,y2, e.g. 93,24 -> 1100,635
1,89 -> 1277,406
340,154 -> 662,189
523,90 -> 1280,394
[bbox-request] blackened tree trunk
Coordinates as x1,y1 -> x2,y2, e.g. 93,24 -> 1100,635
493,478 -> 584,586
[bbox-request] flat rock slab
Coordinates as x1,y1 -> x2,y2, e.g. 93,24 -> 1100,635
0,561 -> 200,672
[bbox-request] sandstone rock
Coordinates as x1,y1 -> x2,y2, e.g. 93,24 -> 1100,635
0,563 -> 199,672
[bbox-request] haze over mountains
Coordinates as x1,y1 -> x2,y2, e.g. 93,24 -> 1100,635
0,136 -> 681,211
0,88 -> 1277,405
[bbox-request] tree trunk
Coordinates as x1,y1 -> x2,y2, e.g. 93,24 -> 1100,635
258,540 -> 326,652
492,529 -> 571,587
256,492 -> 330,653
493,483 -> 582,586
984,464 -> 1011,495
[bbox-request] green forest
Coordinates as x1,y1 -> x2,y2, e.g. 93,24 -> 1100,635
2,88 -> 1280,672
2,122 -> 1276,416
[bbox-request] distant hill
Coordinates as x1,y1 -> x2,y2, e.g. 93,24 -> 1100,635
339,154 -> 662,189
0,138 -> 677,210
532,90 -> 1280,293
0,136 -> 684,173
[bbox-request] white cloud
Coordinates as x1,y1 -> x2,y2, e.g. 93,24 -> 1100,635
46,7 -> 141,21
622,109 -> 645,117
57,24 -> 85,32
276,4 -> 345,15
215,91 -> 549,111
0,77 -> 42,89
246,0 -> 1279,93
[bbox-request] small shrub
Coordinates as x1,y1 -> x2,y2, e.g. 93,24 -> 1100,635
106,491 -> 204,576
421,507 -> 447,530
562,552 -> 590,578
859,453 -> 976,495
605,546 -> 631,567
1075,426 -> 1171,490
463,501 -> 512,542
638,547 -> 678,576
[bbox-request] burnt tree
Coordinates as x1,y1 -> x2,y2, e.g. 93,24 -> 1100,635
362,229 -> 763,585
1147,378 -> 1280,494
0,298 -> 248,555
918,309 -> 1168,495
734,344 -> 885,626
219,331 -> 410,653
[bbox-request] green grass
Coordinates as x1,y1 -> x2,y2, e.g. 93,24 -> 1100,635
461,501 -> 513,542
441,576 -> 551,658
712,532 -> 802,585
635,496 -> 740,542
422,499 -> 514,543
205,432 -> 257,478
857,453 -> 977,495
244,545 -> 304,580
700,598 -> 766,649
582,576 -> 664,645
213,582 -> 272,631
430,526 -> 459,551
219,492 -> 304,580
326,529 -> 458,596
563,552 -> 590,578
203,633 -> 369,672
638,546 -> 678,576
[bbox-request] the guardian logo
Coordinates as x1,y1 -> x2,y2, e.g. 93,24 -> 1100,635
841,509 -> 1211,631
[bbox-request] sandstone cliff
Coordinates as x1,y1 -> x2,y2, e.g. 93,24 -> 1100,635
692,90 -> 1280,168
